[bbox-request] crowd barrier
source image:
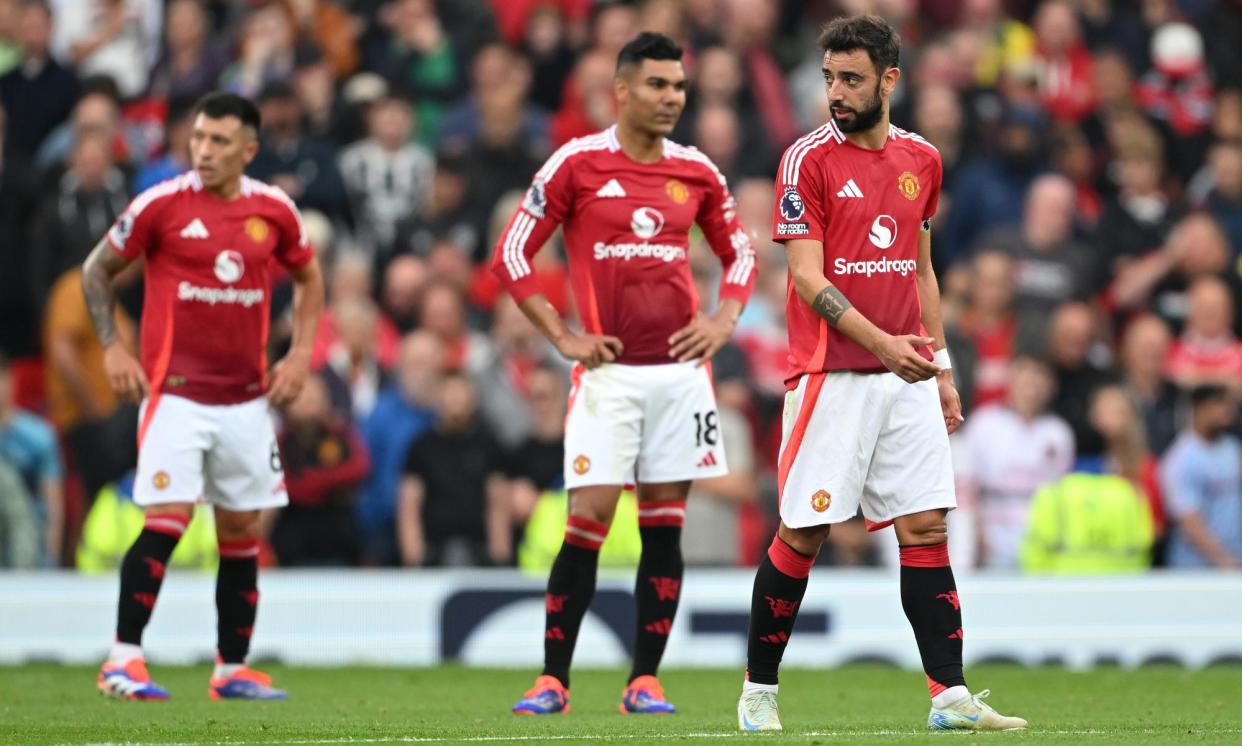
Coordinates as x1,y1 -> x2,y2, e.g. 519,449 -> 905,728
3,569 -> 1240,669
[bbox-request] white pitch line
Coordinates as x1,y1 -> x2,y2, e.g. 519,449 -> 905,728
68,729 -> 1242,746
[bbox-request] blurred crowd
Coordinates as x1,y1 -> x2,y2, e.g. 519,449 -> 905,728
1,0 -> 1241,573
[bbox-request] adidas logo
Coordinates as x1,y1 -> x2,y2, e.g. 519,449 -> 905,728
759,631 -> 789,644
644,618 -> 673,635
835,179 -> 864,199
596,178 -> 626,198
697,451 -> 718,468
179,218 -> 210,239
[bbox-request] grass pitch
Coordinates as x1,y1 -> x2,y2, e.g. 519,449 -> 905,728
2,664 -> 1240,745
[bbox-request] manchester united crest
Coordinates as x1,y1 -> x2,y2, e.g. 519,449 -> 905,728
665,179 -> 689,204
153,471 -> 171,490
245,216 -> 269,242
811,489 -> 831,512
573,454 -> 591,475
897,171 -> 920,200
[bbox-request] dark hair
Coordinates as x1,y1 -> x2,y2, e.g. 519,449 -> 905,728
1190,384 -> 1230,408
194,92 -> 262,132
615,31 -> 683,74
817,14 -> 900,73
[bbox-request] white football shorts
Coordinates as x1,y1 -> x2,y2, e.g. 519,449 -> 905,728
133,394 -> 288,511
778,370 -> 955,529
563,360 -> 729,489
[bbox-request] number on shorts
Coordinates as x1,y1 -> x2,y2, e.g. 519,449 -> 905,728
269,441 -> 282,472
693,411 -> 719,447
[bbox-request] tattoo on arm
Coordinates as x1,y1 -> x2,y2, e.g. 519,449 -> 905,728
811,285 -> 853,326
81,238 -> 127,346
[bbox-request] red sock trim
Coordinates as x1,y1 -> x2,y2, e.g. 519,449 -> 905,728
767,536 -> 814,579
218,539 -> 261,559
899,542 -> 949,567
564,515 -> 607,551
637,500 -> 686,528
926,675 -> 947,697
143,513 -> 190,538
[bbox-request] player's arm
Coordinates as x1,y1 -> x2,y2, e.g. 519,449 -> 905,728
82,237 -> 148,403
490,154 -> 622,369
268,257 -> 324,407
785,238 -> 938,383
670,172 -> 754,364
916,228 -> 964,433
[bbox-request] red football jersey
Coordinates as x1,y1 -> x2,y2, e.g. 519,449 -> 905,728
491,125 -> 756,365
107,171 -> 314,404
772,120 -> 942,380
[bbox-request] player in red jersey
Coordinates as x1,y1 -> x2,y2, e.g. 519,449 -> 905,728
83,93 -> 324,701
494,32 -> 756,715
735,17 -> 1027,732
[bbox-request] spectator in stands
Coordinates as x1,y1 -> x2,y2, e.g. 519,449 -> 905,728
291,44 -> 342,141
311,253 -> 401,372
52,0 -> 160,100
0,456 -> 39,567
1136,22 -> 1214,182
520,4 -> 576,114
1019,470 -> 1154,574
357,330 -> 441,565
370,0 -> 464,148
957,0 -> 1035,88
1085,383 -> 1165,543
1160,384 -> 1242,569
549,47 -> 614,146
440,43 -> 548,156
146,0 -> 228,102
982,174 -> 1099,353
1096,121 -> 1181,276
674,44 -> 776,180
958,354 -> 1075,568
504,364 -> 566,540
392,151 -> 482,260
721,0 -> 794,148
0,351 -> 63,565
42,263 -> 137,503
1166,276 -> 1242,393
273,374 -> 368,567
319,297 -> 391,422
381,254 -> 427,334
398,371 -> 510,566
911,84 -> 965,200
961,250 -> 1017,409
248,80 -> 349,219
1031,0 -> 1094,123
1121,314 -> 1181,455
1046,302 -> 1115,461
942,105 -> 1045,264
1199,140 -> 1242,254
1048,125 -> 1100,225
0,0 -> 77,168
33,83 -> 133,178
29,132 -> 128,311
0,100 -> 38,357
339,94 -> 434,260
284,0 -> 359,81
220,0 -> 297,98
132,94 -> 194,192
1111,212 -> 1237,333
1078,48 -> 1139,152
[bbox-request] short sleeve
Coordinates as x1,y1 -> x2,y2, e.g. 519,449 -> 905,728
401,436 -> 426,478
1161,447 -> 1206,519
108,187 -> 168,259
269,189 -> 314,270
772,143 -> 826,242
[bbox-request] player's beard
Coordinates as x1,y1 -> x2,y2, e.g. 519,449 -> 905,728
831,82 -> 885,133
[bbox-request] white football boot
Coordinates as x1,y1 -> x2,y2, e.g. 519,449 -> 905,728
928,689 -> 1028,731
737,688 -> 783,731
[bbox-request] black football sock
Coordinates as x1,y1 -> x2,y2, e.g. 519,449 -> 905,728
745,536 -> 815,686
115,512 -> 188,646
629,500 -> 686,683
899,542 -> 967,698
541,515 -> 606,688
216,539 -> 260,665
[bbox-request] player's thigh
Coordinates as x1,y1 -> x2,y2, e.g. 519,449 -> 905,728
861,376 -> 956,525
202,397 -> 288,511
637,362 -> 728,483
563,364 -> 643,489
778,372 -> 888,529
132,394 -> 212,507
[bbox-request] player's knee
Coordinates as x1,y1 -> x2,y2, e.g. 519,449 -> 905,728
777,522 -> 830,556
567,486 -> 621,526
214,509 -> 262,542
145,502 -> 194,519
896,514 -> 948,545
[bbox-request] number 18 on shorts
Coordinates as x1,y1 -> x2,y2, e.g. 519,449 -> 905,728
563,361 -> 729,489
